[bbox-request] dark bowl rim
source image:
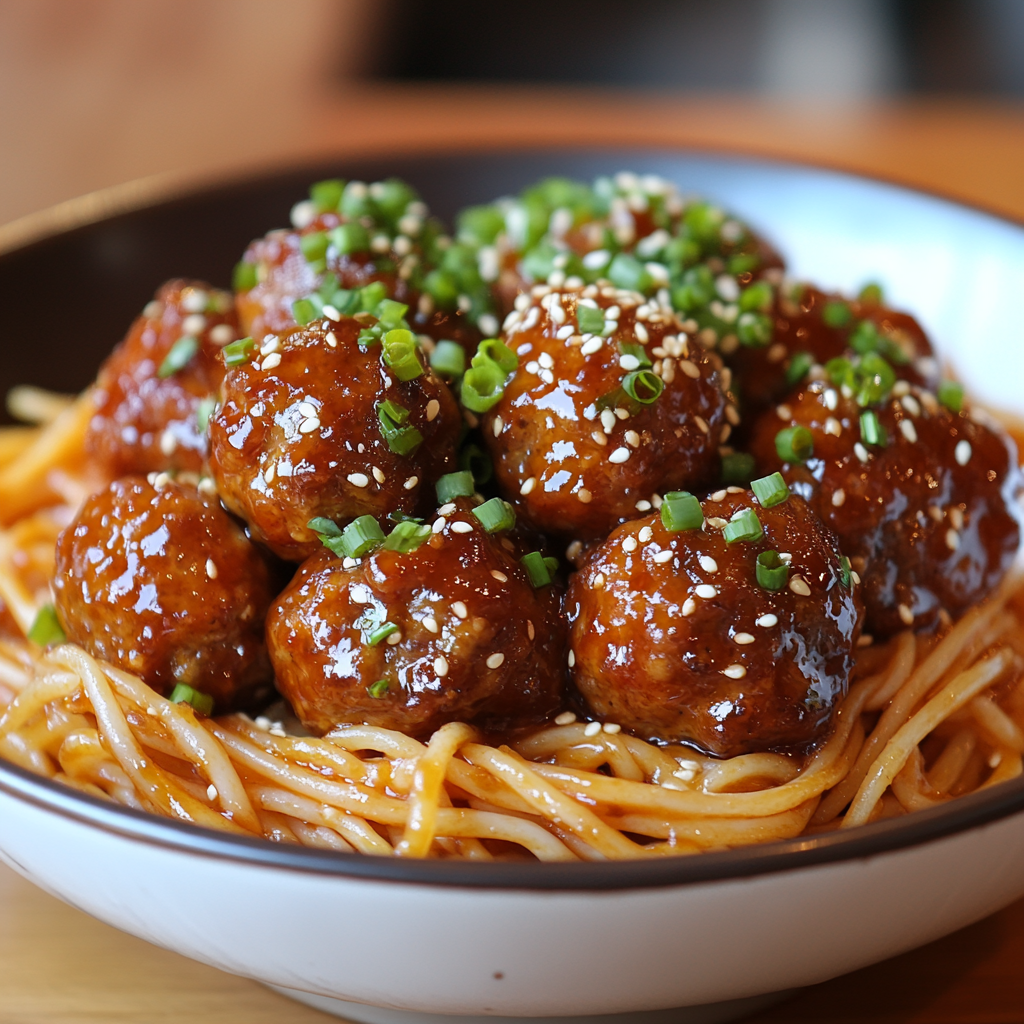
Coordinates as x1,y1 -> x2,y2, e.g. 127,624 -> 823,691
1,143 -> 1023,892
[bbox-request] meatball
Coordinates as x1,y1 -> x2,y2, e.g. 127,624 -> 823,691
267,499 -> 567,737
85,280 -> 237,478
52,477 -> 274,711
567,488 -> 861,757
235,177 -> 484,348
748,377 -> 1021,638
481,282 -> 734,538
209,317 -> 461,562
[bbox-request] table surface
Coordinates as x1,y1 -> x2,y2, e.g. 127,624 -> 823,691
2,86 -> 1023,1023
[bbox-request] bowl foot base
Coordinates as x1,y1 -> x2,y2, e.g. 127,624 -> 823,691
266,985 -> 793,1024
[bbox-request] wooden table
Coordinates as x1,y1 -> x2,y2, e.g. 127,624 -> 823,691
2,86 -> 1023,1022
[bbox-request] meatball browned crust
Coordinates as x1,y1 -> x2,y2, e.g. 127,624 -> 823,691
748,379 -> 1021,638
85,280 -> 237,478
481,283 -> 735,539
267,500 -> 567,737
208,317 -> 461,562
567,489 -> 861,757
52,477 -> 274,711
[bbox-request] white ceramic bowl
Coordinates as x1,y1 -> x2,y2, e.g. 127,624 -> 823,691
1,151 -> 1022,1023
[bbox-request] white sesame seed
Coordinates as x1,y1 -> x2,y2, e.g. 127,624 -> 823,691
159,429 -> 177,456
892,380 -> 911,397
682,597 -> 697,616
898,603 -> 914,626
591,430 -> 608,446
492,416 -> 504,438
950,507 -> 964,530
600,409 -> 617,433
432,516 -> 446,534
955,440 -> 972,465
603,722 -> 622,734
620,354 -> 641,371
386,631 -> 402,645
486,652 -> 505,669
946,528 -> 960,551
263,464 -> 275,483
614,407 -> 629,420
756,613 -> 778,628
625,430 -> 640,447
832,489 -> 846,507
451,521 -> 473,534
555,711 -> 576,725
491,570 -> 507,582
699,555 -> 719,573
707,517 -> 728,529
823,389 -> 838,411
653,549 -> 674,563
734,632 -> 755,644
695,584 -> 717,599
369,466 -> 385,485
434,656 -> 449,677
901,394 -> 921,417
404,476 -> 419,491
181,289 -> 207,313
261,352 -> 282,371
347,473 -> 369,488
899,419 -> 918,443
519,477 -> 539,497
636,499 -> 651,511
426,399 -> 440,422
679,359 -> 701,379
854,442 -> 870,463
568,650 -> 576,667
422,616 -> 439,633
789,577 -> 811,597
637,526 -> 652,543
694,416 -> 709,435
581,337 -> 604,356
824,417 -> 841,437
326,332 -> 337,348
538,351 -> 554,369
609,447 -> 630,464
622,536 -> 638,552
777,404 -> 792,420
299,417 -> 320,434
438,502 -> 456,515
634,323 -> 649,343
584,721 -> 601,737
779,552 -> 793,563
205,558 -> 218,579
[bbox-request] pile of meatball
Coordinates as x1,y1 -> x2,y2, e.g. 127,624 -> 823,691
50,173 -> 1021,760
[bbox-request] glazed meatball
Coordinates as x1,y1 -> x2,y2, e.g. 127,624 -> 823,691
85,280 -> 237,478
481,283 -> 734,538
52,477 -> 274,711
267,499 -> 567,737
235,177 -> 484,348
567,489 -> 861,757
748,377 -> 1021,638
209,317 -> 461,561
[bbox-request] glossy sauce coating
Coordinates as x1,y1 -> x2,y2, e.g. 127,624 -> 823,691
267,500 -> 567,737
52,477 -> 274,711
567,491 -> 861,757
483,283 -> 734,538
85,280 -> 236,478
748,380 -> 1021,638
209,318 -> 461,562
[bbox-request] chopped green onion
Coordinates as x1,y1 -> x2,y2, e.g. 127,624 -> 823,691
376,299 -> 409,330
367,678 -> 390,699
158,335 -> 199,379
358,281 -> 387,313
309,178 -> 345,212
785,351 -> 813,386
858,281 -> 884,304
543,555 -> 559,577
461,360 -> 506,413
460,444 -> 493,485
756,550 -> 789,591
739,280 -> 773,313
334,515 -> 386,558
938,379 -> 963,413
457,204 -> 505,246
423,269 -> 459,307
377,400 -> 423,456
196,396 -> 217,432
383,520 -> 432,553
472,497 -> 516,533
222,336 -> 255,367
477,338 -> 518,375
308,516 -> 342,537
622,370 -> 664,404
859,409 -> 886,447
329,222 -> 370,255
300,231 -> 329,264
232,260 -> 258,291
521,550 -> 553,588
607,253 -> 652,293
619,341 -> 652,368
660,491 -> 703,531
382,329 -> 424,382
850,320 -> 880,355
436,470 -> 475,503
430,340 -> 466,377
751,472 -> 789,508
358,326 -> 382,348
292,297 -> 320,327
721,451 -> 755,484
378,399 -> 409,424
826,356 -> 855,389
822,300 -> 852,328
576,304 -> 606,335
855,352 -> 896,406
838,556 -> 852,588
27,604 -> 65,647
168,682 -> 214,716
737,311 -> 773,347
723,507 -> 763,544
775,426 -> 814,463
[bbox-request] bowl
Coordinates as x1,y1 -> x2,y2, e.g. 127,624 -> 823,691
1,150 -> 1023,1024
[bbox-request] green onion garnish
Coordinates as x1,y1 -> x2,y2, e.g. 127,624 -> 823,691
756,550 -> 788,591
850,320 -> 879,355
382,329 -> 424,382
310,178 -> 345,212
737,311 -> 773,347
521,550 -> 552,588
310,515 -> 385,559
622,370 -> 663,404
607,253 -> 652,293
367,678 -> 390,699
785,351 -> 813,386
826,356 -> 854,389
423,269 -> 459,307
233,260 -> 258,292
619,341 -> 652,368
358,327 -> 382,348
377,400 -> 422,456
739,280 -> 773,312
721,451 -> 755,484
358,281 -> 388,313
855,352 -> 896,406
858,281 -> 883,304
430,340 -> 466,377
222,337 -> 255,367
660,491 -> 703,531
477,338 -> 518,375
367,621 -> 398,646
383,520 -> 432,553
751,472 -> 789,508
723,507 -> 763,544
196,397 -> 217,432
292,297 -> 320,327
329,222 -> 369,255
436,470 -> 475,503
938,380 -> 963,413
461,360 -> 506,413
27,604 -> 65,647
157,335 -> 199,379
775,426 -> 814,463
859,409 -> 886,446
168,682 -> 214,716
300,231 -> 329,264
822,300 -> 852,328
460,443 -> 493,485
576,304 -> 606,335
472,497 -> 516,534
376,299 -> 409,330
839,555 -> 852,588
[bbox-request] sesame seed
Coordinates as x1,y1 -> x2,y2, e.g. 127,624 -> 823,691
299,417 -> 320,433
899,419 -> 918,443
614,407 -> 629,420
326,332 -> 337,348
955,440 -> 972,465
600,409 -> 617,433
777,404 -> 792,420
538,352 -> 554,369
426,399 -> 440,422
591,430 -> 608,446
491,570 -> 507,582
779,552 -> 793,563
622,536 -> 638,552
423,616 -> 440,633
620,354 -> 641,371
438,503 -> 456,515
636,499 -> 651,511
404,476 -> 419,490
824,417 -> 841,437
653,549 -> 674,563
695,584 -> 717,599
609,447 -> 630,464
434,656 -> 449,677
898,603 -> 914,626
682,597 -> 697,615
950,507 -> 964,530
603,722 -> 622,734
824,389 -> 838,411
159,429 -> 177,456
832,489 -> 846,507
451,601 -> 468,619
568,650 -> 576,667
722,664 -> 747,679
756,613 -> 778,628
901,395 -> 921,417
707,516 -> 728,529
699,555 -> 719,573
679,359 -> 701,379
854,442 -> 870,463
581,337 -> 604,356
492,416 -> 504,437
555,711 -> 576,725
486,652 -> 505,669
432,517 -> 446,534
892,380 -> 911,397
625,430 -> 640,447
734,632 -> 755,644
386,631 -> 402,645
584,721 -> 601,737
789,577 -> 811,597
520,477 -> 540,498
263,464 -> 276,483
577,488 -> 593,504
634,527 -> 652,545
945,528 -> 960,551
347,473 -> 369,488
451,521 -> 473,534
262,352 -> 283,371
205,558 -> 218,579
634,323 -> 649,344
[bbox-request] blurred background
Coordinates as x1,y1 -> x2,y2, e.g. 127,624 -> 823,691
1,0 -> 1023,228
